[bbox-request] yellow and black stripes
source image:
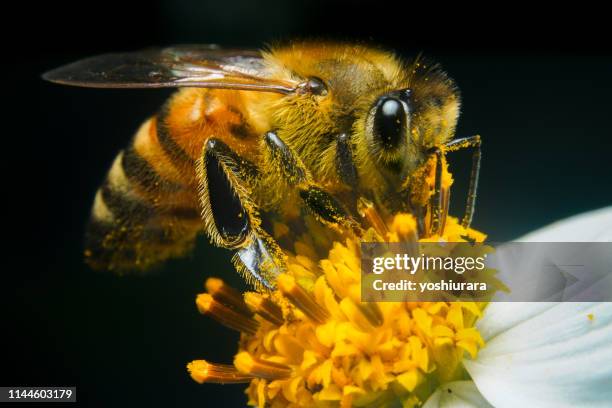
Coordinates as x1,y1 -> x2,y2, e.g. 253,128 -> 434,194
85,145 -> 202,271
121,145 -> 184,195
84,99 -> 206,271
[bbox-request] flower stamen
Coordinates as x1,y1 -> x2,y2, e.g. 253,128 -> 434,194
357,302 -> 384,327
357,198 -> 390,239
277,274 -> 329,323
244,292 -> 284,326
196,293 -> 259,335
205,277 -> 253,316
188,360 -> 254,384
234,352 -> 292,380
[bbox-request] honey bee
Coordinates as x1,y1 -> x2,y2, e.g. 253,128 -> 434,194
44,42 -> 480,289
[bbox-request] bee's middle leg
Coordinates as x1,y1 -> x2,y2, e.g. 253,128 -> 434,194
263,131 -> 360,234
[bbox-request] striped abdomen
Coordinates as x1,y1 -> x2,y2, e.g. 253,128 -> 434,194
85,88 -> 261,271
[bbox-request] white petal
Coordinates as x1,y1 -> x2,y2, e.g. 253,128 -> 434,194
422,381 -> 493,408
519,206 -> 612,242
465,302 -> 612,407
466,208 -> 612,407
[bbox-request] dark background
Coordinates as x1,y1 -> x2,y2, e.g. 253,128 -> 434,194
2,1 -> 611,407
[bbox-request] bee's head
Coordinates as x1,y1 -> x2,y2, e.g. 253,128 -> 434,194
363,62 -> 461,179
267,43 -> 461,193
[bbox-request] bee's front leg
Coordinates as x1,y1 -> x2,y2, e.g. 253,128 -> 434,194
444,135 -> 481,228
263,131 -> 361,234
425,135 -> 481,237
197,138 -> 284,290
427,147 -> 445,237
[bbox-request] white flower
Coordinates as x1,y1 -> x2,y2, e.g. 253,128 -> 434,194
424,206 -> 612,407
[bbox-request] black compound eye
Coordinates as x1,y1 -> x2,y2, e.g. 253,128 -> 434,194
373,97 -> 407,149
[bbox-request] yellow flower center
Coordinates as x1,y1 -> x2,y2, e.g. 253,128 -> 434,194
188,215 -> 489,408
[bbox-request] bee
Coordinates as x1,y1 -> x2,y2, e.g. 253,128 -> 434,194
44,42 -> 481,289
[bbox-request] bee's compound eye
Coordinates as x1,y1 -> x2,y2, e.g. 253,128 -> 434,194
374,97 -> 407,149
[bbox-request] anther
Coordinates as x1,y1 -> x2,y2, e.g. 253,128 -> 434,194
187,360 -> 254,384
277,274 -> 329,323
196,294 -> 259,335
234,352 -> 291,380
244,292 -> 284,326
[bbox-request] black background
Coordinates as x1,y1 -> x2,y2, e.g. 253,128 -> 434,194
2,1 -> 611,407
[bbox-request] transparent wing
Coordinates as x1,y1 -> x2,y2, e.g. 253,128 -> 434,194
42,45 -> 300,94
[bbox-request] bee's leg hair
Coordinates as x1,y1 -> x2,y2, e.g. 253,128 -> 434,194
199,138 -> 284,290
